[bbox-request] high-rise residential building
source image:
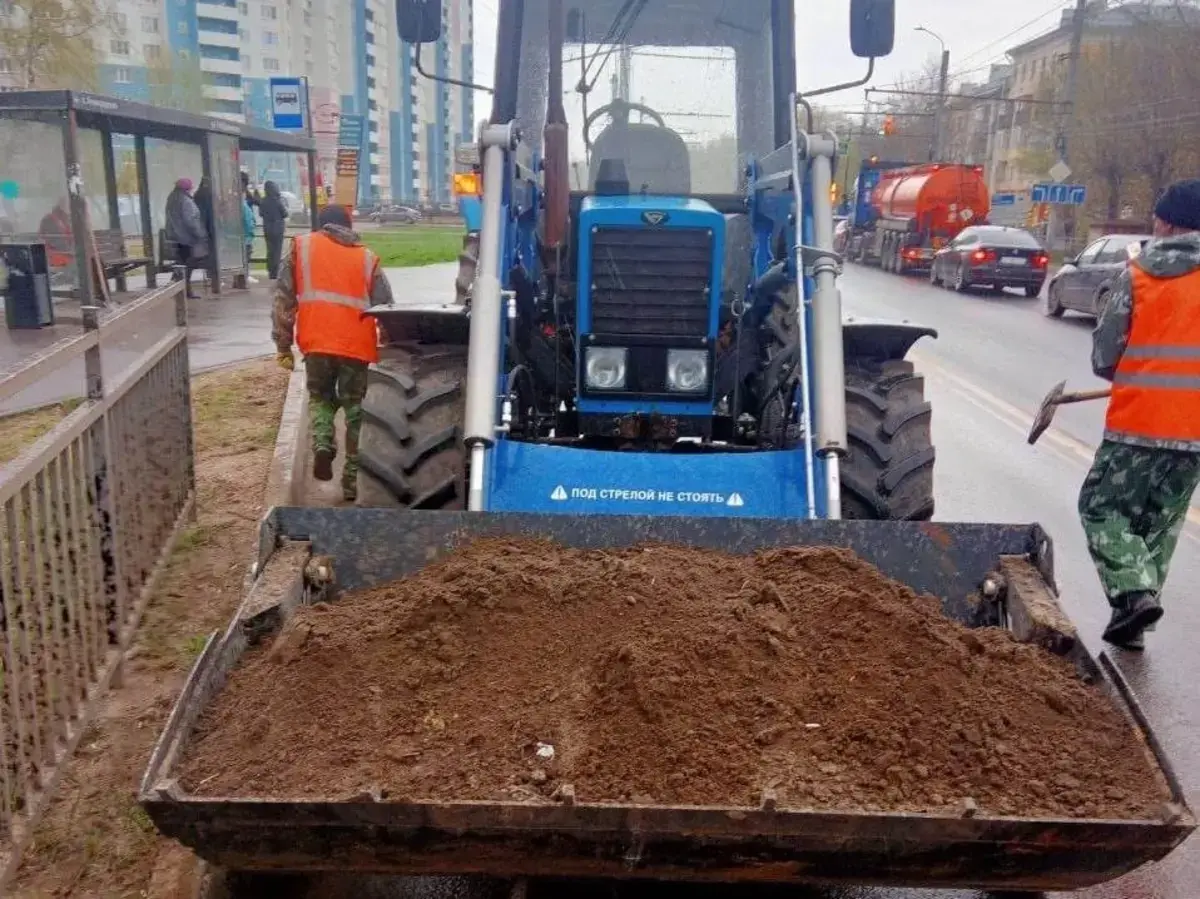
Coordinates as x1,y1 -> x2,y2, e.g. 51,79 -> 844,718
0,0 -> 475,204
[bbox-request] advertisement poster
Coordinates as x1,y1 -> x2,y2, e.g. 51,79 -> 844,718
334,113 -> 364,207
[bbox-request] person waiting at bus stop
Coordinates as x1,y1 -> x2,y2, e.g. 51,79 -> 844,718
271,205 -> 393,502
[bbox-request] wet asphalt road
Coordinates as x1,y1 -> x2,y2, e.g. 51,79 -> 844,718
835,264 -> 1199,898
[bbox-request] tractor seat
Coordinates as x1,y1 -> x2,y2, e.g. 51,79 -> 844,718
588,122 -> 692,196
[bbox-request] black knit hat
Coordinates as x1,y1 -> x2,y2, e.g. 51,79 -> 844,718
1154,179 -> 1200,231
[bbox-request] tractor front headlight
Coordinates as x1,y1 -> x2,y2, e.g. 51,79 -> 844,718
584,346 -> 628,391
666,349 -> 709,394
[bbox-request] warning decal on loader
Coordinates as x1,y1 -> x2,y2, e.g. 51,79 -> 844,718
548,485 -> 746,509
488,441 -> 810,518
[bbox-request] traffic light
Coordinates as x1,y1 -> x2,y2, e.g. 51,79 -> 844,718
881,115 -> 896,137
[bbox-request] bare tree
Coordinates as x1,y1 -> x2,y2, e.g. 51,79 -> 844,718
147,51 -> 206,114
1068,0 -> 1200,219
0,0 -> 106,89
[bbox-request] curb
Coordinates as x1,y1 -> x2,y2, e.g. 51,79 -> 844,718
161,362 -> 309,899
263,364 -> 309,508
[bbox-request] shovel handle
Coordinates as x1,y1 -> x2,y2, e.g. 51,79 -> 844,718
1057,388 -> 1112,405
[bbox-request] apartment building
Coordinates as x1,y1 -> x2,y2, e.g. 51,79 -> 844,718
989,0 -> 1196,194
4,0 -> 475,204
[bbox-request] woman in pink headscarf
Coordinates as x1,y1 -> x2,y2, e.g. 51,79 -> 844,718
164,177 -> 210,298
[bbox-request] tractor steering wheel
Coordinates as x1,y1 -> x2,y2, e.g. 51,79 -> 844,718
584,99 -> 666,147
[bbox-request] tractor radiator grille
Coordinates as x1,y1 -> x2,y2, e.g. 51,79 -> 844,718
588,226 -> 713,338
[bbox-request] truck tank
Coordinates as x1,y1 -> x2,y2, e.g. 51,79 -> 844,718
872,163 -> 990,237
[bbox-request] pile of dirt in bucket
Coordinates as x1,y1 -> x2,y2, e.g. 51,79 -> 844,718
179,540 -> 1168,819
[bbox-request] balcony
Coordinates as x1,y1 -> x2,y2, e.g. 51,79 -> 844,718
197,30 -> 239,48
202,83 -> 243,102
196,0 -> 239,19
199,56 -> 242,75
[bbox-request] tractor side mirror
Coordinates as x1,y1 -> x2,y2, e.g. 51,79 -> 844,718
396,0 -> 442,43
850,0 -> 895,58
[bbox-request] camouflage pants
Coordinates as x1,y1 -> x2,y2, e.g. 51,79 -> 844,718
1078,439 -> 1200,606
306,353 -> 369,488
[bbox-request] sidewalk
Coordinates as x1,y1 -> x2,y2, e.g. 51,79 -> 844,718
0,263 -> 457,415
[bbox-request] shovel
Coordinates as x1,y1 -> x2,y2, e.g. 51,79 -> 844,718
1028,380 -> 1111,445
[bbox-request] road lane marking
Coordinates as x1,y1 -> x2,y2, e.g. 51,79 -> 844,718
909,350 -> 1200,542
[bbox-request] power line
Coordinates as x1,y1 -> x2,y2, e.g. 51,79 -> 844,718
948,0 -> 1070,75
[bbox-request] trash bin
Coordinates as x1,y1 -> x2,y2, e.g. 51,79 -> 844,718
2,242 -> 54,329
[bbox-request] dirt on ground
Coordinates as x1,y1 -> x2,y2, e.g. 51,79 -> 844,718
9,358 -> 290,899
181,539 -> 1168,820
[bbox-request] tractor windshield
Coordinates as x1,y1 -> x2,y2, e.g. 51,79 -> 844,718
514,0 -> 777,195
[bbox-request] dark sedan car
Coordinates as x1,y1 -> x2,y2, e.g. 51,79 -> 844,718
1043,233 -> 1151,318
930,225 -> 1049,297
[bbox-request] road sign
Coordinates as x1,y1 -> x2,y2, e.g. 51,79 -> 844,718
336,113 -> 365,149
269,77 -> 305,131
992,193 -> 1016,207
1049,160 -> 1072,183
1031,183 -> 1087,206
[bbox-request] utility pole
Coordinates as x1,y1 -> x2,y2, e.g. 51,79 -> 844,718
933,48 -> 950,161
1049,0 -> 1087,251
915,27 -> 950,162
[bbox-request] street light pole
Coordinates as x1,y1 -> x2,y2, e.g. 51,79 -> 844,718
916,26 -> 949,162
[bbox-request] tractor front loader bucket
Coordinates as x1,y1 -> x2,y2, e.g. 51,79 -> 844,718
140,509 -> 1194,892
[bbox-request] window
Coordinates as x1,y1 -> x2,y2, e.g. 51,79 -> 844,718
203,71 -> 242,88
142,15 -> 158,32
1096,238 -> 1135,265
198,16 -> 238,34
263,57 -> 280,71
0,2 -> 14,17
239,1 -> 248,12
0,58 -> 11,74
144,44 -> 161,60
206,98 -> 244,115
111,39 -> 131,55
112,12 -> 128,30
178,21 -> 188,34
263,30 -> 277,45
114,66 -> 132,84
1077,240 -> 1107,266
262,4 -> 277,18
199,43 -> 239,61
239,27 -> 248,41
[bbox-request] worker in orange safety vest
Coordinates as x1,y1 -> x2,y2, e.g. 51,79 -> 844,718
271,205 -> 394,502
1080,178 -> 1200,651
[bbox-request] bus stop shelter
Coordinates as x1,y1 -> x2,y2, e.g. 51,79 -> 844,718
0,90 -> 319,305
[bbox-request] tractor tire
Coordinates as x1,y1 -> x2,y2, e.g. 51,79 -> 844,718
764,286 -> 935,522
841,359 -> 936,521
455,232 -> 480,306
356,344 -> 468,509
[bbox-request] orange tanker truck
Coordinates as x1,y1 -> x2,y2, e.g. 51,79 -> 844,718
847,162 -> 990,275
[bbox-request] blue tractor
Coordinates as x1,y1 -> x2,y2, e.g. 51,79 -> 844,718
135,5 -> 1200,885
365,0 -> 934,523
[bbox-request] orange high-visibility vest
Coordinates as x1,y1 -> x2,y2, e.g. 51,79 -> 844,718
292,231 -> 380,365
1106,265 -> 1200,445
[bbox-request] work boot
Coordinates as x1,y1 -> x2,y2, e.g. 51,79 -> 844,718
1103,592 -> 1162,648
341,480 -> 357,503
1111,630 -> 1146,652
312,447 -> 335,482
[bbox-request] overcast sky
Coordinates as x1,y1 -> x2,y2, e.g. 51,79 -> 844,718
469,0 -> 1073,114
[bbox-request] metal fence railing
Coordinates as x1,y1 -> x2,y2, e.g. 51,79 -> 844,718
0,279 -> 194,887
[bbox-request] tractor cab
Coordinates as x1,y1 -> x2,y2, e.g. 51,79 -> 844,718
378,0 -> 933,522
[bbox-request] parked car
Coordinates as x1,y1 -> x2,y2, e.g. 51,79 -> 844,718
370,205 -> 422,225
1043,233 -> 1152,318
930,225 -> 1049,297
